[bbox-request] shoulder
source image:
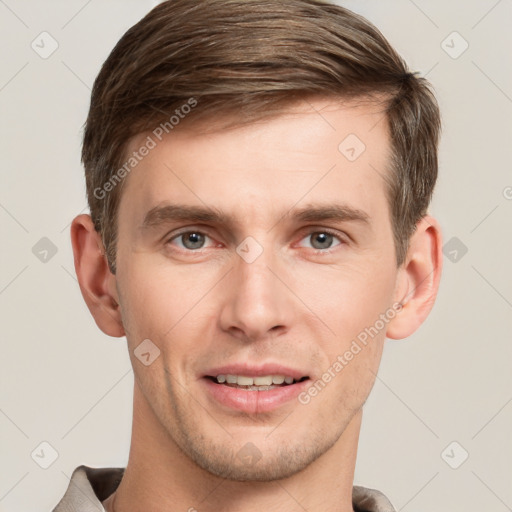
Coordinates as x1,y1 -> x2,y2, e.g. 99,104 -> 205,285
353,484 -> 397,512
51,465 -> 125,512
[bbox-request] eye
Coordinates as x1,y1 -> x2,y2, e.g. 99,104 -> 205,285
165,228 -> 347,254
167,230 -> 214,251
298,229 -> 345,251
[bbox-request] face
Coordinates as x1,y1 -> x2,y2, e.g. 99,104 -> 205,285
114,98 -> 402,481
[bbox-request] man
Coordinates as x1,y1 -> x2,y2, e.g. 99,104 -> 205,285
54,0 -> 443,510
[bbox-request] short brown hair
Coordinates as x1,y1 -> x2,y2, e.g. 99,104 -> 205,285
82,0 -> 441,274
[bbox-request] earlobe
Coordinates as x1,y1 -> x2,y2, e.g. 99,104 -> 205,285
386,215 -> 443,340
70,214 -> 125,338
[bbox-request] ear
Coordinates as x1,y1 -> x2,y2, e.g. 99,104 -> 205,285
70,214 -> 125,337
386,215 -> 443,340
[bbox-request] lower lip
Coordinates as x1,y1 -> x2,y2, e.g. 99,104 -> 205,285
201,377 -> 310,414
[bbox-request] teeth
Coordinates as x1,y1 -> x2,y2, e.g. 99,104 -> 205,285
253,376 -> 273,386
215,374 -> 300,386
237,375 -> 253,386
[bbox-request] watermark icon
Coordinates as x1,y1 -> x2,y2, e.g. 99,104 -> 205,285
503,186 -> 512,200
236,442 -> 263,467
134,338 -> 161,366
236,236 -> 264,263
32,237 -> 58,263
443,236 -> 468,263
93,97 -> 198,200
338,133 -> 366,162
441,441 -> 469,469
298,302 -> 402,405
31,441 -> 59,469
31,31 -> 59,59
441,31 -> 469,60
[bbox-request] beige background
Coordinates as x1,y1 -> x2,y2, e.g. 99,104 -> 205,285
0,1 -> 511,510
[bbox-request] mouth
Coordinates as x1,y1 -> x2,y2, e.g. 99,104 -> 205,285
205,374 -> 309,391
200,366 -> 311,414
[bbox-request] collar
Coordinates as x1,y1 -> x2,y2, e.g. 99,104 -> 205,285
53,465 -> 396,512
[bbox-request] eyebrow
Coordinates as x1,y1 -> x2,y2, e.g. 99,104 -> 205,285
140,202 -> 371,233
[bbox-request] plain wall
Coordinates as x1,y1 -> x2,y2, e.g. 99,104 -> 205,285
0,1 -> 511,510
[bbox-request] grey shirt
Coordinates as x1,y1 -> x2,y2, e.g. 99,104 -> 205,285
52,465 -> 397,512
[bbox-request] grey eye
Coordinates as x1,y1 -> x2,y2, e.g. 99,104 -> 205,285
179,232 -> 206,250
308,232 -> 337,250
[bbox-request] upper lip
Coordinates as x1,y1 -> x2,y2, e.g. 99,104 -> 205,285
203,363 -> 310,380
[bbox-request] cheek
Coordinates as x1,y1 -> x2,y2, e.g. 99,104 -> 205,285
294,260 -> 396,344
304,263 -> 394,407
118,259 -> 202,339
304,325 -> 385,420
117,260 -> 219,382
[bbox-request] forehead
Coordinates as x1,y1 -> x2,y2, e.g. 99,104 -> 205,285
118,98 -> 392,231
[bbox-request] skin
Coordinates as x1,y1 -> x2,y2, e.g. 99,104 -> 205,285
71,97 -> 442,512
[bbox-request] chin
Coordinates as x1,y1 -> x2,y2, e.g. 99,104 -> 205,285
179,429 -> 331,482
192,450 -> 313,482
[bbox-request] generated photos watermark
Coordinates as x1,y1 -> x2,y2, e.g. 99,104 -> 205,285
93,97 -> 198,200
298,302 -> 403,405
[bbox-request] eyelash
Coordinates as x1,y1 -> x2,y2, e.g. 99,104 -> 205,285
165,227 -> 348,255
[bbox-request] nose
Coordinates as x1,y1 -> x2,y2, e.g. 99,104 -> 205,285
218,243 -> 295,342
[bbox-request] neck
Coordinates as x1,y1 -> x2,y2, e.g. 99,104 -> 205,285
109,382 -> 361,512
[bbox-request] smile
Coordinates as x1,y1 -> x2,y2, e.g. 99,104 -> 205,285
209,374 -> 308,391
200,365 -> 311,414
